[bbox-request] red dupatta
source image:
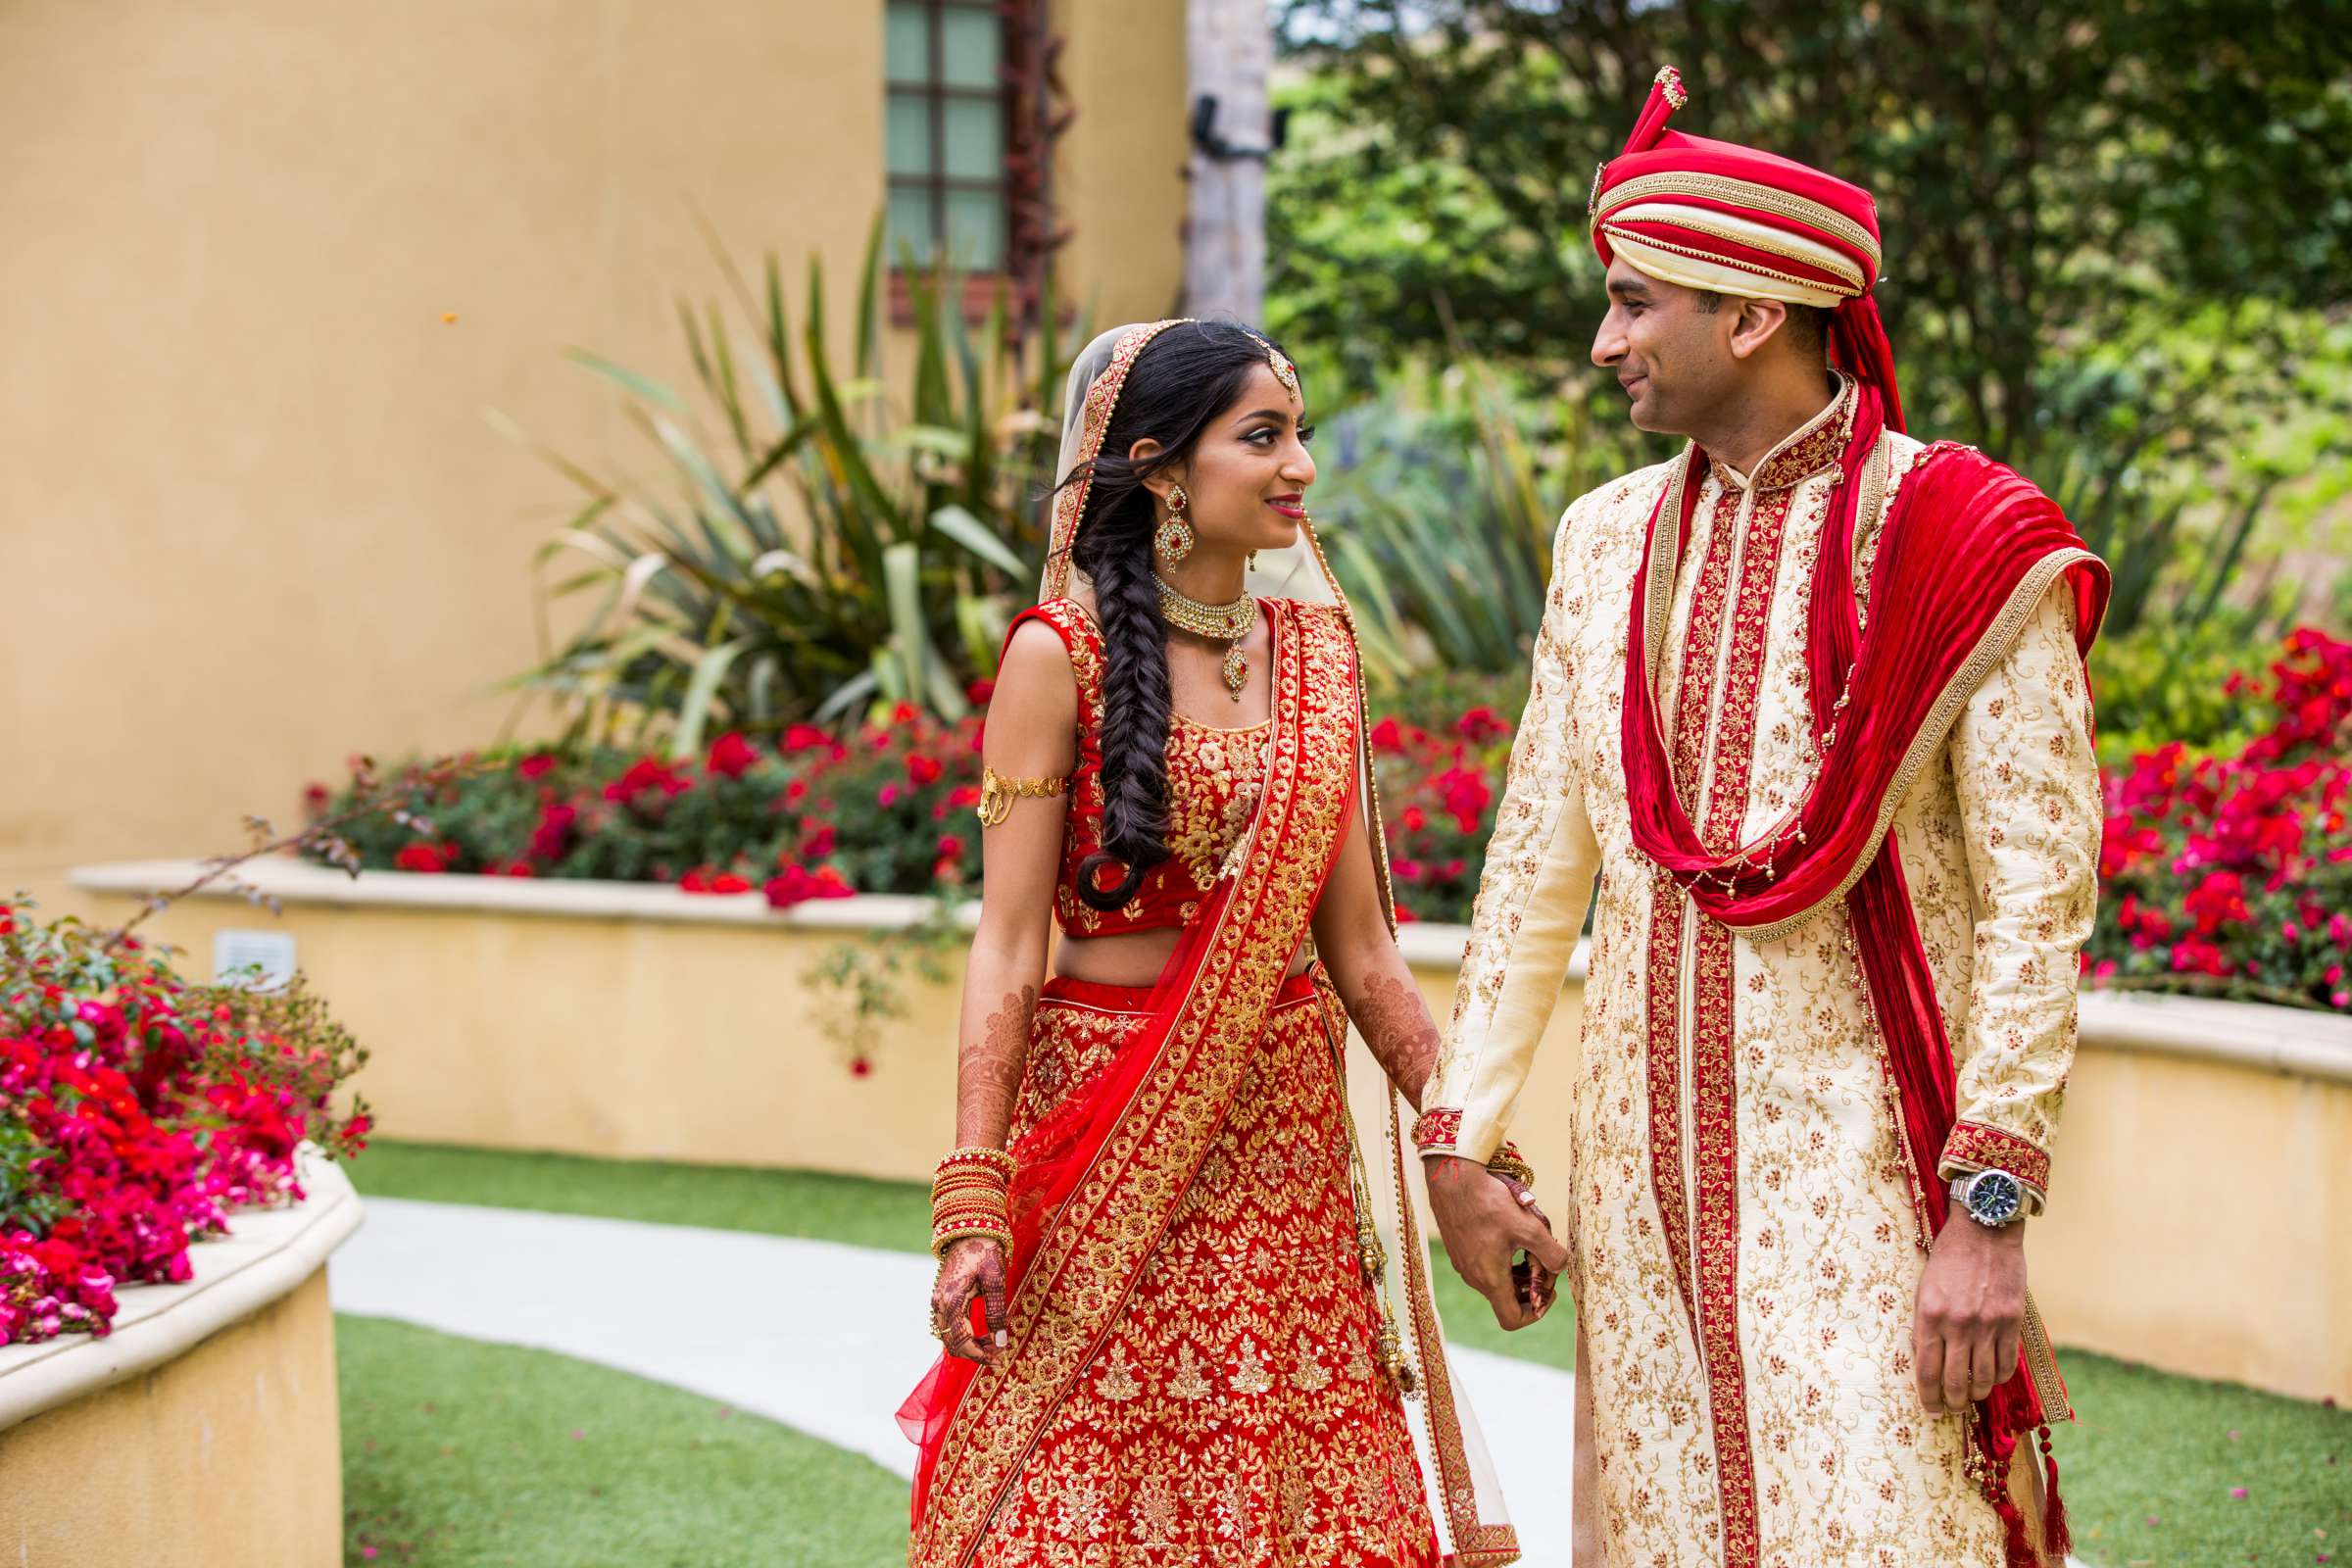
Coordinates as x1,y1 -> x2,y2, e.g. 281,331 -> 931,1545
902,598 -> 1367,1568
1619,382 -> 2109,1567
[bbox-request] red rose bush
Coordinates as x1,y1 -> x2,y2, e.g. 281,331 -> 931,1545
308,630 -> 2349,1013
2091,628 -> 2351,1009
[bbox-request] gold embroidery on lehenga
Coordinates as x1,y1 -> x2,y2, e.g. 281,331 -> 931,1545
919,603 -> 1444,1568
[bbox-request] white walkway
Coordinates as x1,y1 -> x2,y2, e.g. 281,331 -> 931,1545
331,1199 -> 1580,1561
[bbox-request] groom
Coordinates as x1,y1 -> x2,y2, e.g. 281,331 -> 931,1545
1418,68 -> 2108,1568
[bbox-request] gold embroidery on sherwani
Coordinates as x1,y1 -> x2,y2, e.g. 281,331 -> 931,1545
1429,385 -> 2075,1565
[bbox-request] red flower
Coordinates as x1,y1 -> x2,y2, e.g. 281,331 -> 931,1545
966,679 -> 996,705
780,724 -> 834,756
1370,717 -> 1405,754
802,824 -> 837,859
516,754 -> 560,780
706,732 -> 760,780
762,863 -> 858,908
606,757 -> 692,806
528,803 -> 578,862
1455,707 -> 1509,743
907,754 -> 944,788
394,843 -> 451,874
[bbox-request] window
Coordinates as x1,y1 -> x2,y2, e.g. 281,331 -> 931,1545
885,0 -> 1009,272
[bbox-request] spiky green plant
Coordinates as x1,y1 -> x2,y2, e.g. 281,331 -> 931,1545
1314,359 -> 1653,683
503,217 -> 1082,752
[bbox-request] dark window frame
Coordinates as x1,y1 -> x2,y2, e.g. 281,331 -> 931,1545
885,0 -> 1015,278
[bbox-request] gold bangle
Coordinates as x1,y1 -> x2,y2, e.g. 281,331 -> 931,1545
1486,1142 -> 1536,1188
931,1218 -> 1013,1259
977,766 -> 1065,828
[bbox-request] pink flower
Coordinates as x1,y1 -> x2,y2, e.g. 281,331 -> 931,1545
780,723 -> 834,756
516,753 -> 559,780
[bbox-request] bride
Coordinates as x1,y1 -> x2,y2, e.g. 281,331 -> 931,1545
898,318 -> 1560,1567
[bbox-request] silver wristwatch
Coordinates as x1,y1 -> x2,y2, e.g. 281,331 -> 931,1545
1949,1169 -> 2027,1228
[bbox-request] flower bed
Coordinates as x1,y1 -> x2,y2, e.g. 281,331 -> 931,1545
0,904 -> 369,1347
307,629 -> 2352,1012
2093,627 -> 2351,1010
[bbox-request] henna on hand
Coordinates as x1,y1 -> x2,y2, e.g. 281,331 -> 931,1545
931,1237 -> 1009,1364
1346,970 -> 1443,1110
956,984 -> 1037,1149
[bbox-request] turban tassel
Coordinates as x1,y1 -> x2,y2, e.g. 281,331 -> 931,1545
1831,292 -> 1906,433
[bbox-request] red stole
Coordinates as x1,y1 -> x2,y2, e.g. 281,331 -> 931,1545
1620,383 -> 2108,1566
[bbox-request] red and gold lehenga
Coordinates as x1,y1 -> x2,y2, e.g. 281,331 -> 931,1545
900,313 -> 1518,1568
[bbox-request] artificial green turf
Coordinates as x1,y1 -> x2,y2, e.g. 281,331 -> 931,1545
2050,1349 -> 2349,1567
346,1140 -> 931,1252
347,1140 -> 2352,1562
1426,1241 -> 1579,1372
338,1314 -> 908,1567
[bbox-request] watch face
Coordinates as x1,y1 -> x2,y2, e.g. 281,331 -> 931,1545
1965,1170 -> 2025,1225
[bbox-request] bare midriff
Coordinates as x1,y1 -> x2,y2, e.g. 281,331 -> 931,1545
1054,927 -> 1312,988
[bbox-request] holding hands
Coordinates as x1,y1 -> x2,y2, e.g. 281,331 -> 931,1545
1426,1154 -> 1571,1330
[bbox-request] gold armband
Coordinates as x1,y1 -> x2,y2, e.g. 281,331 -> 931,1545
977,764 -> 1066,827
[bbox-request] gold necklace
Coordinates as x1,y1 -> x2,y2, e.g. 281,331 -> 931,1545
1153,573 -> 1256,699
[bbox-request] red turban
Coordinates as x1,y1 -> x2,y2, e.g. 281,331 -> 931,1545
1589,67 -> 1905,431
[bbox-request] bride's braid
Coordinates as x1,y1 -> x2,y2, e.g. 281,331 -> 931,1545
1055,321 -> 1287,912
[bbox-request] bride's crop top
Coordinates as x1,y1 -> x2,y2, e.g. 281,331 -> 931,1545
1006,597 -> 1271,937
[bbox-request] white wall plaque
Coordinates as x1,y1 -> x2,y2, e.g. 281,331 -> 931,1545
213,928 -> 297,991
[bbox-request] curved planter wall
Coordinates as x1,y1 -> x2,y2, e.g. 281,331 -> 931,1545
0,1147 -> 361,1565
73,859 -> 2352,1403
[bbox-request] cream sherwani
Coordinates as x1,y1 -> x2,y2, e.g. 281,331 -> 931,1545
1420,381 -> 2101,1568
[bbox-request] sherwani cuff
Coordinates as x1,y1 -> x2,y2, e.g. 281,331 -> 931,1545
1936,1121 -> 2052,1214
1411,1105 -> 1505,1166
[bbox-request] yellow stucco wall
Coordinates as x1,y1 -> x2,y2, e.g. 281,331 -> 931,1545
79,882 -> 2351,1404
0,0 -> 1187,908
0,1269 -> 342,1566
2030,1046 -> 2352,1405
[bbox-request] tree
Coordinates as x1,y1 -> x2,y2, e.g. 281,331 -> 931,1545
1269,0 -> 2352,460
1188,0 -> 1280,319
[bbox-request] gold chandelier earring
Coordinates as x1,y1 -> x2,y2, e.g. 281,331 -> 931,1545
1154,482 -> 1195,564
